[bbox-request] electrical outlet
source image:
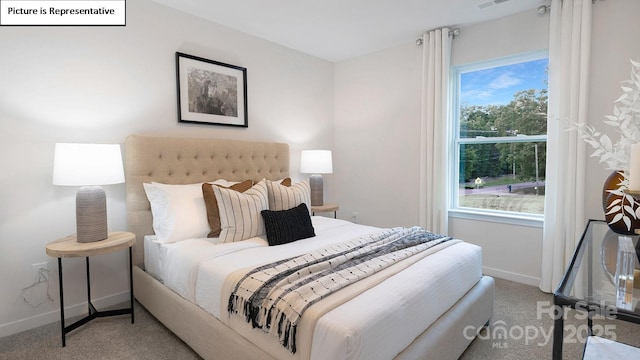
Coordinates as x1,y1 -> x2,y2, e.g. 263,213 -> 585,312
31,262 -> 49,283
351,212 -> 359,223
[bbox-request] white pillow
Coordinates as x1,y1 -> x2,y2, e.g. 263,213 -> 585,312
213,179 -> 269,243
266,179 -> 311,212
143,180 -> 229,243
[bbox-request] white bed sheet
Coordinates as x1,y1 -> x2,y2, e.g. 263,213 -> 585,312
143,235 -> 165,283
158,217 -> 483,360
144,234 -> 226,284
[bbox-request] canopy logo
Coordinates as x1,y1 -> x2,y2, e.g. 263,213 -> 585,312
463,301 -> 619,348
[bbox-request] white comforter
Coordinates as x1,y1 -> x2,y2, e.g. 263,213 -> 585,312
159,217 -> 482,360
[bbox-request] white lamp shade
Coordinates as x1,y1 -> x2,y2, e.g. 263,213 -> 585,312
53,143 -> 125,186
300,150 -> 333,174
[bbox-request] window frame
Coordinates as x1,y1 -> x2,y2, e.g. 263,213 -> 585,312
449,50 -> 548,227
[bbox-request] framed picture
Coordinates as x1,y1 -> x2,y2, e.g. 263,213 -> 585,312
176,52 -> 248,127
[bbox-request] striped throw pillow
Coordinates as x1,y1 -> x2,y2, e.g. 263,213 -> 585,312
213,180 -> 269,243
266,179 -> 311,212
202,180 -> 253,238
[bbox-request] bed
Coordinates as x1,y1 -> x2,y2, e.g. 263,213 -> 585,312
125,134 -> 494,360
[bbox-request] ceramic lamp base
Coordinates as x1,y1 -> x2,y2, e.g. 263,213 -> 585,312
76,185 -> 108,243
309,174 -> 324,206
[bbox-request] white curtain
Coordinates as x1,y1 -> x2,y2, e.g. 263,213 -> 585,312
419,28 -> 452,235
540,0 -> 592,293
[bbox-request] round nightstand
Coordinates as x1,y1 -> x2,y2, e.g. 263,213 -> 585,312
46,232 -> 136,347
311,203 -> 339,218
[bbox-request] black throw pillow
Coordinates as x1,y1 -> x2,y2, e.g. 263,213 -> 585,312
261,203 -> 315,246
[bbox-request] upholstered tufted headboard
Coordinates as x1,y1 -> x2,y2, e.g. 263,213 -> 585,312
125,135 -> 290,266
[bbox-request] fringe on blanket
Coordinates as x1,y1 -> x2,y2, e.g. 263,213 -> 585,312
227,294 -> 299,351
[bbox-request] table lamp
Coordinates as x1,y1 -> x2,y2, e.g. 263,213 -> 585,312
300,150 -> 332,206
53,143 -> 125,243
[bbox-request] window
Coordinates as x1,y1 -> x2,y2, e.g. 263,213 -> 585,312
452,53 -> 548,218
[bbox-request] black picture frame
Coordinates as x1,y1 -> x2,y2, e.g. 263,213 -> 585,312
175,52 -> 248,127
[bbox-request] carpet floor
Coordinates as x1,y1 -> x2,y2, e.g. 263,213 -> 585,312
2,278 -> 639,359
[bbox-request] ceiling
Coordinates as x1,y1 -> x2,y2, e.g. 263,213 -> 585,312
152,0 -> 547,62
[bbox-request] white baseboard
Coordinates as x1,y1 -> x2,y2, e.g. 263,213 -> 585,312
0,291 -> 131,339
482,266 -> 540,287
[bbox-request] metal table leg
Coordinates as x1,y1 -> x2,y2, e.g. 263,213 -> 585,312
552,304 -> 564,360
129,247 -> 134,324
57,257 -> 65,347
55,249 -> 134,347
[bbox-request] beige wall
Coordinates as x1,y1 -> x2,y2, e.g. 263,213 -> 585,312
0,0 -> 334,336
334,42 -> 423,227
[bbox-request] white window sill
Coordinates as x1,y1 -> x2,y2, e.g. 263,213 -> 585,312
448,208 -> 543,228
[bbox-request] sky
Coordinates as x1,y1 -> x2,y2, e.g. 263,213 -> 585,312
460,58 -> 548,106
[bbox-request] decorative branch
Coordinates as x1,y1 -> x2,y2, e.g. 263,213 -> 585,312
570,59 -> 640,231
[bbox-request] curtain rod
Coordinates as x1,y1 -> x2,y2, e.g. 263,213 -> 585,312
415,28 -> 460,46
418,0 -> 603,45
539,0 -> 601,14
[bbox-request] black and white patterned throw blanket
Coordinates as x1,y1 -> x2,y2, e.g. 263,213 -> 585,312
227,226 -> 452,353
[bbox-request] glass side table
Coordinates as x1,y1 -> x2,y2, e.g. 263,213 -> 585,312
553,219 -> 640,359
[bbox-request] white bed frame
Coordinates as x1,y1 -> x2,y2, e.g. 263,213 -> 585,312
125,134 -> 495,360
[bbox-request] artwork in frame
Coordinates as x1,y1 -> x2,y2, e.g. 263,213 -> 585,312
175,52 -> 248,127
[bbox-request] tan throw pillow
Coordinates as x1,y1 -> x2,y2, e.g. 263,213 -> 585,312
202,180 -> 253,238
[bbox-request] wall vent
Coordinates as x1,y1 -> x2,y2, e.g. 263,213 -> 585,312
477,0 -> 512,10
